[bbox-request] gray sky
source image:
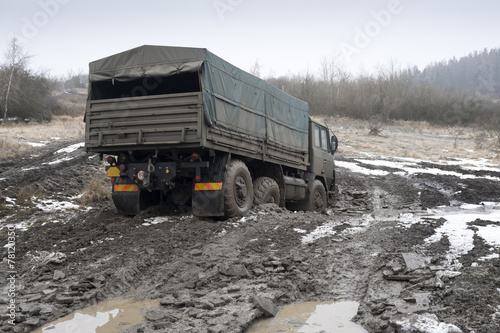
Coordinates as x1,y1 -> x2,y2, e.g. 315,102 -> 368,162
1,0 -> 499,78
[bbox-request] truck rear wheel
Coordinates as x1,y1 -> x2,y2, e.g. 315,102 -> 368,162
224,159 -> 254,217
253,177 -> 280,205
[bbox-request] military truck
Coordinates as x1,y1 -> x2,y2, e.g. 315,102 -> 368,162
84,45 -> 337,217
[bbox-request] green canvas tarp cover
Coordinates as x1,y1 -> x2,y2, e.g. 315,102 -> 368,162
89,45 -> 309,152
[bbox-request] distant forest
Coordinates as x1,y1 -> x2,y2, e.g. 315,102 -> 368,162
265,48 -> 500,133
417,48 -> 500,97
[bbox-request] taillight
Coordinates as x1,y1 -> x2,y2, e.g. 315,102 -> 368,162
107,156 -> 116,165
111,177 -> 116,183
118,153 -> 128,164
137,170 -> 146,181
191,153 -> 199,161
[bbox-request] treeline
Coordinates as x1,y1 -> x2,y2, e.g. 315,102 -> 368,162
1,37 -> 499,129
266,53 -> 500,128
0,38 -> 87,123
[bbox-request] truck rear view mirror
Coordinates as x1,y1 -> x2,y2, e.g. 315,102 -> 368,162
331,135 -> 338,155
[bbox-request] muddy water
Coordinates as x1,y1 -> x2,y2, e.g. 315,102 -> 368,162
32,298 -> 160,333
247,301 -> 368,333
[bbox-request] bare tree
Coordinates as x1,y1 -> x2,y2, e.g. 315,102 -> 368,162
2,37 -> 32,124
249,59 -> 261,78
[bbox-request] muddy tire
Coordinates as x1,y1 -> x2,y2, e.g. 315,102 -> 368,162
224,159 -> 254,217
253,177 -> 280,205
309,180 -> 327,212
287,179 -> 327,212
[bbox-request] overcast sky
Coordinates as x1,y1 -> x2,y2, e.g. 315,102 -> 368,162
1,0 -> 499,78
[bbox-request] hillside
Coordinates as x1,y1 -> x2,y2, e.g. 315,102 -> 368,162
417,48 -> 500,98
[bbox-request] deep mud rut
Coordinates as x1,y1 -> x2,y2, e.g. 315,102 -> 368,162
0,141 -> 499,333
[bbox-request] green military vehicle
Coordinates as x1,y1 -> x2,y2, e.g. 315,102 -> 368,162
84,45 -> 337,217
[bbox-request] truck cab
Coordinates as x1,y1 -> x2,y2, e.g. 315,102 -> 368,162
310,119 -> 336,192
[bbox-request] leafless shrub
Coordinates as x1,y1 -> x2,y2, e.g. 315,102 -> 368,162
79,177 -> 110,206
368,116 -> 386,136
17,184 -> 45,206
473,132 -> 488,150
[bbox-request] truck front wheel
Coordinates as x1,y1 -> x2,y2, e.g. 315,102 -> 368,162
224,160 -> 254,217
310,179 -> 327,212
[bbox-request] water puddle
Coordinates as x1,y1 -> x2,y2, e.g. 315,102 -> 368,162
247,301 -> 368,333
32,298 -> 160,333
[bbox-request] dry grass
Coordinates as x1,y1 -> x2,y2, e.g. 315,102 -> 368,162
79,176 -> 111,206
320,117 -> 500,162
17,184 -> 46,206
0,136 -> 34,160
0,116 -> 85,159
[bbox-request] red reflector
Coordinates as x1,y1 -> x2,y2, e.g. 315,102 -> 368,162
107,156 -> 116,165
111,177 -> 115,183
119,164 -> 126,171
195,175 -> 201,182
192,153 -> 199,161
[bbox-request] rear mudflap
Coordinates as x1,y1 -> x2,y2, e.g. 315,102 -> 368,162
112,181 -> 141,216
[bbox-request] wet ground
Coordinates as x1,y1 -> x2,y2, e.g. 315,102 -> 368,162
0,139 -> 500,333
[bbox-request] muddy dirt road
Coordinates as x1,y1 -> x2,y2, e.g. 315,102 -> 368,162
1,138 -> 500,333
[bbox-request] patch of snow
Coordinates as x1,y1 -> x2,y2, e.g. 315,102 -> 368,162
26,141 -> 47,147
340,215 -> 374,235
22,166 -> 40,171
478,253 -> 500,261
234,215 -> 257,224
392,313 -> 462,333
476,225 -> 500,247
335,161 -> 389,176
44,156 -> 75,165
338,157 -> 500,182
55,142 -> 84,154
425,203 -> 500,263
293,228 -> 307,234
356,159 -> 418,169
36,199 -> 80,212
4,197 -> 16,205
301,220 -> 342,244
396,213 -> 423,228
144,216 -> 170,225
301,215 -> 375,244
401,166 -> 500,182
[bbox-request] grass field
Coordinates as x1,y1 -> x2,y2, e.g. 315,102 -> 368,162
0,116 -> 85,159
322,117 -> 500,162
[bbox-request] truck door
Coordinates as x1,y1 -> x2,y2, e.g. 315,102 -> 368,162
310,122 -> 335,185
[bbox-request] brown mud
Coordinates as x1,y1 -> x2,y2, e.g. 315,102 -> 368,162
0,140 -> 499,333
